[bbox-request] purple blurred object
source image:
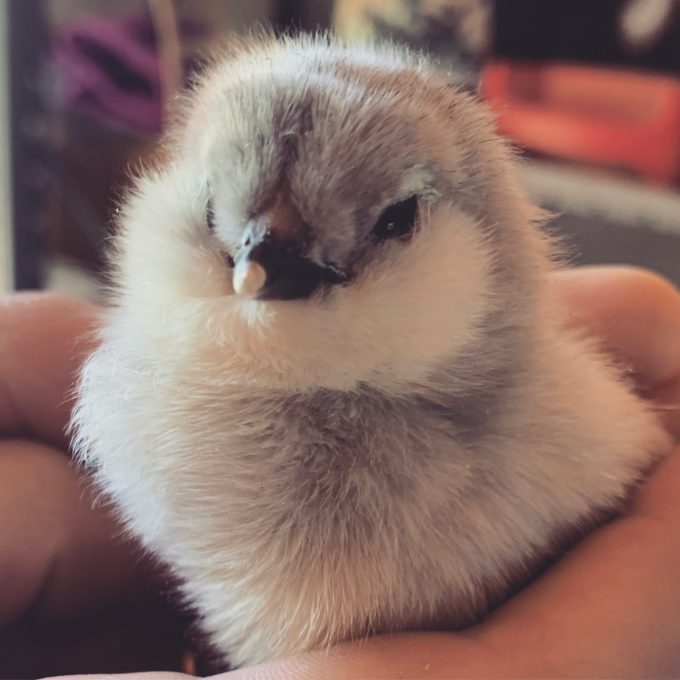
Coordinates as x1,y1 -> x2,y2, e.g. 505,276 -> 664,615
53,13 -> 180,136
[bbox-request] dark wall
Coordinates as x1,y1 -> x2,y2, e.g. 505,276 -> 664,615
494,0 -> 680,74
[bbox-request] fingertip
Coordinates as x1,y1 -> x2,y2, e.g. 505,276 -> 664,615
0,292 -> 102,446
629,444 -> 680,523
555,266 -> 680,390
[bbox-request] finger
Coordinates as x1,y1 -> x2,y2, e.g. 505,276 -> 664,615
628,438 -> 680,525
555,266 -> 680,437
0,292 -> 101,448
0,438 -> 156,629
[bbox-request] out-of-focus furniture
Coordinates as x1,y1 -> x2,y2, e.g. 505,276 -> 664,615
482,60 -> 680,186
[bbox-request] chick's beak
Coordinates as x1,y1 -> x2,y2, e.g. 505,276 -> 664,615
231,187 -> 345,301
232,258 -> 267,298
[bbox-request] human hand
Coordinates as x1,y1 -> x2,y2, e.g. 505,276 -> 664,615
2,266 -> 678,679
0,293 -> 186,677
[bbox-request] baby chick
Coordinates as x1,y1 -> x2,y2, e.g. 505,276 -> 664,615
72,35 -> 670,668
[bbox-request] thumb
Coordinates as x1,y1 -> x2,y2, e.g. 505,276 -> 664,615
555,266 -> 680,438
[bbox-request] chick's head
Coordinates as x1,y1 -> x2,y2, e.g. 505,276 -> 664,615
114,36 -> 547,392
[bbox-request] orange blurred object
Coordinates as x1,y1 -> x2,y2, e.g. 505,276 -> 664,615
481,60 -> 680,186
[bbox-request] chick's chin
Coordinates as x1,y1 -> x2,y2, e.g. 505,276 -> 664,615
113,167 -> 496,394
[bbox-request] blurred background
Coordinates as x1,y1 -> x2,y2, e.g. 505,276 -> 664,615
0,1 -> 679,677
1,0 -> 679,300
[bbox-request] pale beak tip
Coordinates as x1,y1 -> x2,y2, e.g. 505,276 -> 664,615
233,260 -> 267,297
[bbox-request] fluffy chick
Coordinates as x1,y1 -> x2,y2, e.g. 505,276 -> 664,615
72,34 -> 670,668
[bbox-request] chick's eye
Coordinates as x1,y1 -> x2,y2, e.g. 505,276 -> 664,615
371,195 -> 418,242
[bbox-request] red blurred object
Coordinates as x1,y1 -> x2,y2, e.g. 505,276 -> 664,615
481,60 -> 680,186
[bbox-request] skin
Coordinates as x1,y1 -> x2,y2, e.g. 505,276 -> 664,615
0,265 -> 679,679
